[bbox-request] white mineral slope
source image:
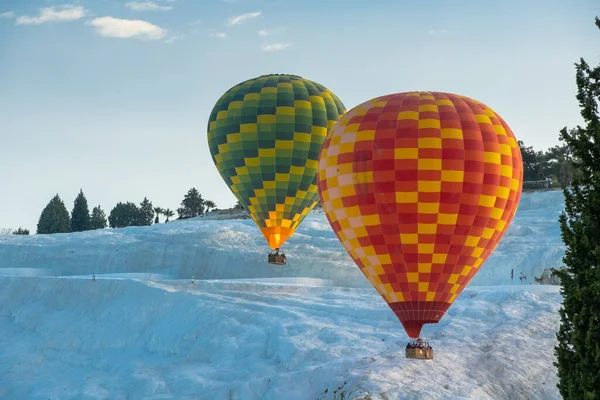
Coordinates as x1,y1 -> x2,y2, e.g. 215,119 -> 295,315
0,276 -> 561,400
0,190 -> 566,286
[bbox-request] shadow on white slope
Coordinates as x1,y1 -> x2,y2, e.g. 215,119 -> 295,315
0,190 -> 566,286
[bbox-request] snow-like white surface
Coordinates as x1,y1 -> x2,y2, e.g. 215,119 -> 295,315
0,189 -> 567,399
0,189 -> 566,286
0,276 -> 561,400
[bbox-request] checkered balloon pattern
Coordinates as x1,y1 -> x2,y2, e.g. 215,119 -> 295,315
317,92 -> 523,338
207,74 -> 346,250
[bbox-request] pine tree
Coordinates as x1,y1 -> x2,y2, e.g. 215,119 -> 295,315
71,189 -> 91,232
37,194 -> 71,234
138,197 -> 154,226
90,206 -> 108,230
553,16 -> 600,400
177,188 -> 205,219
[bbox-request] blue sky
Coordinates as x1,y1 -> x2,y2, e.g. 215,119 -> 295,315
0,0 -> 599,233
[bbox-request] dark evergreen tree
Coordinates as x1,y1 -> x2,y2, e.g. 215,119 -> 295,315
37,194 -> 71,234
90,206 -> 108,230
519,140 -> 546,181
553,16 -> 600,400
177,188 -> 205,219
517,140 -> 576,186
233,200 -> 244,210
71,189 -> 91,232
545,142 -> 575,188
108,202 -> 141,228
139,197 -> 154,226
13,227 -> 29,235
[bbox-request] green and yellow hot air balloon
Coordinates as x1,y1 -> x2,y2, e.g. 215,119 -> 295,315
207,74 -> 346,264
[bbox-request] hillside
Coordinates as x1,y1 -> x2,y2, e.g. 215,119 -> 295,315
0,189 -> 567,286
0,189 -> 568,399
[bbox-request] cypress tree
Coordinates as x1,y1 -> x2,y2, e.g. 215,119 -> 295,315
71,189 -> 91,232
553,16 -> 600,400
139,197 -> 154,226
37,194 -> 71,234
90,206 -> 108,230
177,188 -> 205,219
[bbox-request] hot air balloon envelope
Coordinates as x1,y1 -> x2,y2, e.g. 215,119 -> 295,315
317,91 -> 523,338
208,74 -> 346,255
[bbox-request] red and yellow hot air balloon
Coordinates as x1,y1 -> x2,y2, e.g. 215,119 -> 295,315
317,91 -> 523,340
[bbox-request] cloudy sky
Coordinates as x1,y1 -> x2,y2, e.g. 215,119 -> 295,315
0,0 -> 599,233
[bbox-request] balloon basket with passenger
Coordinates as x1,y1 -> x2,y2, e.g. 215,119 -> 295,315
405,338 -> 433,360
268,248 -> 287,265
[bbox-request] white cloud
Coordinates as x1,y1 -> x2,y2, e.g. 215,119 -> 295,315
258,27 -> 285,37
125,2 -> 172,12
258,28 -> 275,36
210,32 -> 227,39
227,11 -> 261,26
1,11 -> 14,19
87,16 -> 167,40
16,5 -> 86,25
261,42 -> 291,52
